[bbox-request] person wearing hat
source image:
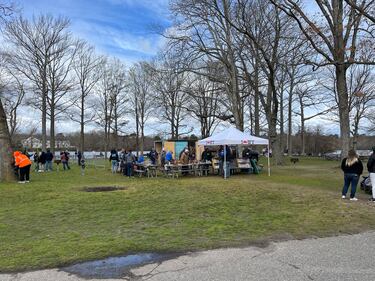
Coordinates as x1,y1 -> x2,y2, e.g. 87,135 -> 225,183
368,146 -> 375,202
13,151 -> 32,183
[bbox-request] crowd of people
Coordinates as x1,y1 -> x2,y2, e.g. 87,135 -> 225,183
12,149 -> 74,183
90,145 -> 260,178
32,150 -> 72,172
109,148 -> 150,177
11,145 -> 375,202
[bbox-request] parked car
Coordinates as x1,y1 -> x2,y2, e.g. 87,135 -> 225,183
324,151 -> 341,160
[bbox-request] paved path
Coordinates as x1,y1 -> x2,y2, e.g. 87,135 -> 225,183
2,232 -> 375,281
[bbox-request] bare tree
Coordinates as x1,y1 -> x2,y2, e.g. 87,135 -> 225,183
168,0 -> 247,129
128,62 -> 154,155
347,65 -> 375,148
0,2 -> 16,181
46,35 -> 78,153
294,84 -> 334,155
344,0 -> 375,24
0,69 -> 26,139
322,65 -> 375,149
270,0 -> 375,158
70,41 -> 102,153
283,43 -> 315,156
229,0 -> 300,164
95,57 -> 128,154
149,54 -> 191,139
181,71 -> 221,138
4,15 -> 71,151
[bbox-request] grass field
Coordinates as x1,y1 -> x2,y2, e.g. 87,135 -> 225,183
1,157 -> 375,272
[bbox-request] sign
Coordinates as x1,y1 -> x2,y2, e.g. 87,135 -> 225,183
241,140 -> 255,145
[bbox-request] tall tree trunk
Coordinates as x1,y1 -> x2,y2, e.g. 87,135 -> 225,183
135,96 -> 139,156
249,95 -> 253,135
352,111 -> 360,151
336,65 -> 350,159
287,74 -> 295,156
104,118 -> 108,160
50,98 -> 55,153
80,94 -> 84,152
140,124 -> 144,155
254,56 -> 260,136
300,98 -> 305,155
288,89 -> 293,156
334,1 -> 350,159
135,117 -> 139,156
42,79 -> 47,152
267,80 -> 283,165
269,115 -> 282,165
0,99 -> 14,181
279,88 -> 284,154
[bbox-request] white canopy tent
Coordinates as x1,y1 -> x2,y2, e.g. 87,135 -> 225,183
198,127 -> 270,178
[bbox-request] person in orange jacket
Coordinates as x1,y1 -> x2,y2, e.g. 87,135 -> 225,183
13,151 -> 32,183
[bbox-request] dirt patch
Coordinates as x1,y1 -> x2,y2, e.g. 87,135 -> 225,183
82,186 -> 127,192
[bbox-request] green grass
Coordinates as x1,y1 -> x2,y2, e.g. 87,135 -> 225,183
1,157 -> 375,272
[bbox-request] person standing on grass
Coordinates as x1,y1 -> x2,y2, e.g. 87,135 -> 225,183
38,150 -> 46,172
125,150 -> 135,177
65,151 -> 71,169
33,151 -> 39,172
13,151 -> 32,183
60,151 -> 71,170
119,148 -> 126,175
367,146 -> 375,202
45,148 -> 54,171
341,149 -> 363,201
109,148 -> 119,173
77,151 -> 82,166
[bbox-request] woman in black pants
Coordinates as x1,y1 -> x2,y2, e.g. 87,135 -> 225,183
14,151 -> 32,183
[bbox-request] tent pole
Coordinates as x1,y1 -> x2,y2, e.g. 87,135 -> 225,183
267,143 -> 271,176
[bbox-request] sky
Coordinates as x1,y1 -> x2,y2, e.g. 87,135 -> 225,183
19,0 -> 171,64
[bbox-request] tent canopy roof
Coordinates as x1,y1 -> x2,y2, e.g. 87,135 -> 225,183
198,127 -> 269,146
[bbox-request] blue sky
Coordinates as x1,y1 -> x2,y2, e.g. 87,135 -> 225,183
19,0 -> 171,64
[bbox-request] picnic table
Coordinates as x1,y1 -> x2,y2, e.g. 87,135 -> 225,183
163,162 -> 211,178
134,163 -> 159,177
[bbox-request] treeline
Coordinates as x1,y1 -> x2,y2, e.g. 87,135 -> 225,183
1,1 -> 375,182
13,129 -> 375,156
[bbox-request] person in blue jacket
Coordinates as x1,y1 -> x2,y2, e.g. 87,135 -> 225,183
166,150 -> 173,164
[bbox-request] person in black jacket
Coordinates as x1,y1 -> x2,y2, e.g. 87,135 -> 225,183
341,149 -> 363,201
368,146 -> 375,202
38,151 -> 46,172
45,149 -> 54,171
201,147 -> 213,162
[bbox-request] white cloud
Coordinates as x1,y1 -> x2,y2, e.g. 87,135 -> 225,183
105,0 -> 170,15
